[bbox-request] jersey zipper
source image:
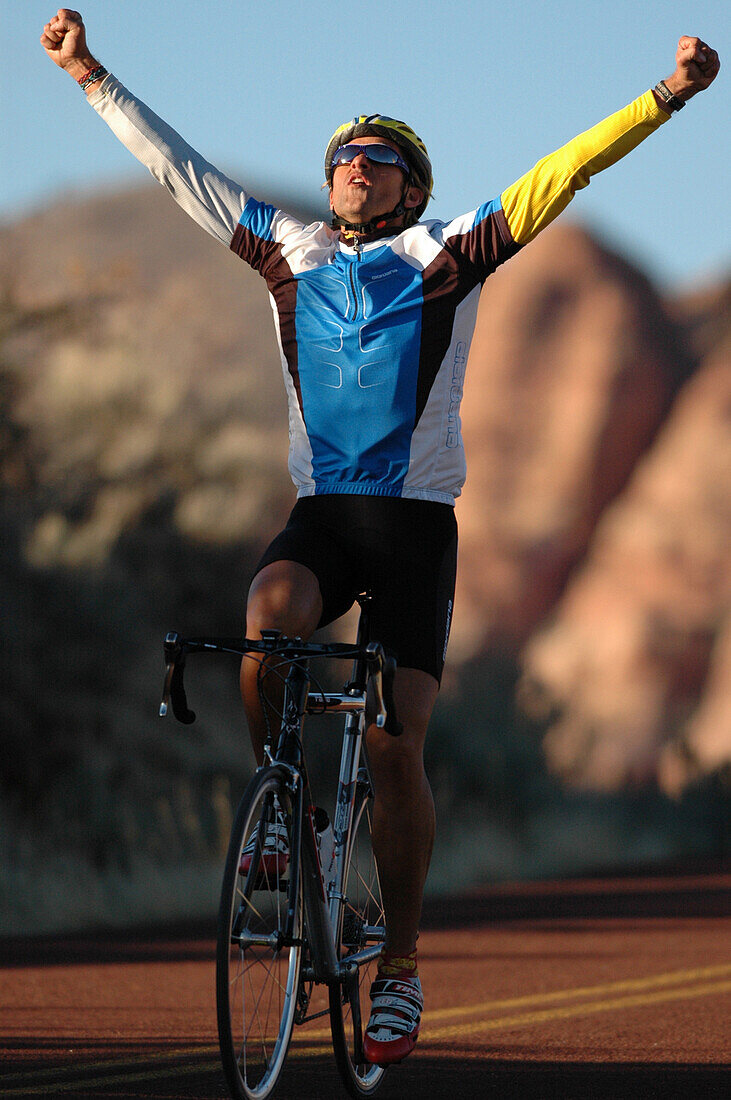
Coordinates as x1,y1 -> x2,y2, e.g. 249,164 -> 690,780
347,238 -> 362,322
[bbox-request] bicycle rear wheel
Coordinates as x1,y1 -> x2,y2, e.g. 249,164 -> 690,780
329,767 -> 388,1096
216,767 -> 302,1100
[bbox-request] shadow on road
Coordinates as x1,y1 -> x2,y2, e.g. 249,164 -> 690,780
2,1047 -> 729,1100
264,1052 -> 731,1100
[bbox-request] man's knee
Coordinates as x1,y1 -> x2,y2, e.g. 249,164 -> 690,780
391,668 -> 438,742
245,560 -> 323,638
367,728 -> 421,777
366,668 -> 437,781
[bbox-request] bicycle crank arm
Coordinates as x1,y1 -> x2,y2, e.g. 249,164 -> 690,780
337,943 -> 384,971
234,929 -> 303,950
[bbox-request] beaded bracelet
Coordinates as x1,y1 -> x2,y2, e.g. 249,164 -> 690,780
77,65 -> 108,91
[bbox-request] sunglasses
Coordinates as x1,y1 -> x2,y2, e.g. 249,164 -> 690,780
331,143 -> 410,174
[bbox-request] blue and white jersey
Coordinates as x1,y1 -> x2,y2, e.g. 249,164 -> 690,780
229,199 -> 518,502
89,76 -> 668,503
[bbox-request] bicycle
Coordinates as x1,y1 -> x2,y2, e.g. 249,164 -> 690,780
159,594 -> 403,1100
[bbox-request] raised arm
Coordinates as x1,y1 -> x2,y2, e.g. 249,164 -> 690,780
40,9 -> 255,246
501,35 -> 720,247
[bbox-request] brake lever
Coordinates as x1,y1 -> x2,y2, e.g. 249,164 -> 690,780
159,631 -> 196,724
380,655 -> 403,738
364,644 -> 403,737
159,632 -> 178,716
365,643 -> 387,729
159,663 -> 173,717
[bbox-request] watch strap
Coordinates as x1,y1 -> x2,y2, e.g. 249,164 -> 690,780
654,80 -> 686,113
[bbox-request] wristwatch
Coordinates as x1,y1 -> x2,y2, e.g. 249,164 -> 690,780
654,80 -> 686,112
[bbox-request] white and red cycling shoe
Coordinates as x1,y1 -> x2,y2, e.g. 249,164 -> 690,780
238,815 -> 289,879
363,973 -> 423,1066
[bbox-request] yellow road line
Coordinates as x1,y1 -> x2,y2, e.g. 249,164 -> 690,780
286,963 -> 731,1039
423,962 -> 731,1023
423,979 -> 731,1044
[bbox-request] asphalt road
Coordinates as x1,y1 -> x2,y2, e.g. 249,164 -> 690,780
2,865 -> 729,1099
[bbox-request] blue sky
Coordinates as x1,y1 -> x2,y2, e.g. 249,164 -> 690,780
4,1 -> 729,290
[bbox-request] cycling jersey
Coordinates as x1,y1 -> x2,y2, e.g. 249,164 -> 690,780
88,78 -> 669,504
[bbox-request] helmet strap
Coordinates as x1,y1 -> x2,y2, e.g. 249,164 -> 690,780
330,179 -> 411,236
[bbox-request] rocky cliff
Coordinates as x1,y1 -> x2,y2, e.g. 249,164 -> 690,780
453,225 -> 730,794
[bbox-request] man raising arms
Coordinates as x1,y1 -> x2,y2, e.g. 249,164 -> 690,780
41,10 -> 718,1067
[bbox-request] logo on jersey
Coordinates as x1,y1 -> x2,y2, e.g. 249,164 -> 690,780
445,342 -> 467,449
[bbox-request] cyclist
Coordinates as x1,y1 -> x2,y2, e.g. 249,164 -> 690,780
41,9 -> 718,1067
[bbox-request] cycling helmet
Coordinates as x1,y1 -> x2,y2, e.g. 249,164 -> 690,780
324,114 -> 433,229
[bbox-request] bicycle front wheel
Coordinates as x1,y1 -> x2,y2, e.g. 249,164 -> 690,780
216,767 -> 302,1100
329,769 -> 388,1096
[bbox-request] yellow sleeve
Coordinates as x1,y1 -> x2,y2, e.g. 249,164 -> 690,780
501,90 -> 670,246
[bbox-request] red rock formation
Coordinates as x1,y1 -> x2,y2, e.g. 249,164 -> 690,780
520,341 -> 730,791
661,610 -> 731,794
453,223 -> 691,660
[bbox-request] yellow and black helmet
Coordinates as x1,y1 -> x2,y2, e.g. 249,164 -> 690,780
324,114 -> 433,224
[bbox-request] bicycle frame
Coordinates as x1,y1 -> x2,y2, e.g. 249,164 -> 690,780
266,602 -> 385,990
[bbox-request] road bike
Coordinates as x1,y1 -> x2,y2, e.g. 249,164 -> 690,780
159,594 -> 402,1099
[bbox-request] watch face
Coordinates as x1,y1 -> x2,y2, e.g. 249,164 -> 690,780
655,82 -> 683,110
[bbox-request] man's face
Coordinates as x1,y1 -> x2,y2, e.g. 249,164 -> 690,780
329,135 -> 423,227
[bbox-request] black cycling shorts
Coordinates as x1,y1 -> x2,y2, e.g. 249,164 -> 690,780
253,495 -> 458,683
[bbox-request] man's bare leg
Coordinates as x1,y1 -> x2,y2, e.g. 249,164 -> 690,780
240,560 -> 323,763
366,668 -> 438,958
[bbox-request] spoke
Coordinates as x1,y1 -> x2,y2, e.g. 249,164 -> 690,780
245,953 -> 278,1069
245,986 -> 269,1066
263,957 -> 282,1051
236,889 -> 266,925
229,950 -> 246,987
347,865 -> 382,920
242,950 -> 292,998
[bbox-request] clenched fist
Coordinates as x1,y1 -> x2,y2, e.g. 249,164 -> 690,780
664,36 -> 720,100
40,9 -> 100,83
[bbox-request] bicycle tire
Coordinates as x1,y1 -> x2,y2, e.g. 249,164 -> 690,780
216,766 -> 302,1100
329,768 -> 388,1096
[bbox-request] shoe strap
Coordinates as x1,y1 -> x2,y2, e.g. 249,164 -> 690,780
244,820 -> 288,853
369,977 -> 423,1026
366,1013 -> 417,1037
